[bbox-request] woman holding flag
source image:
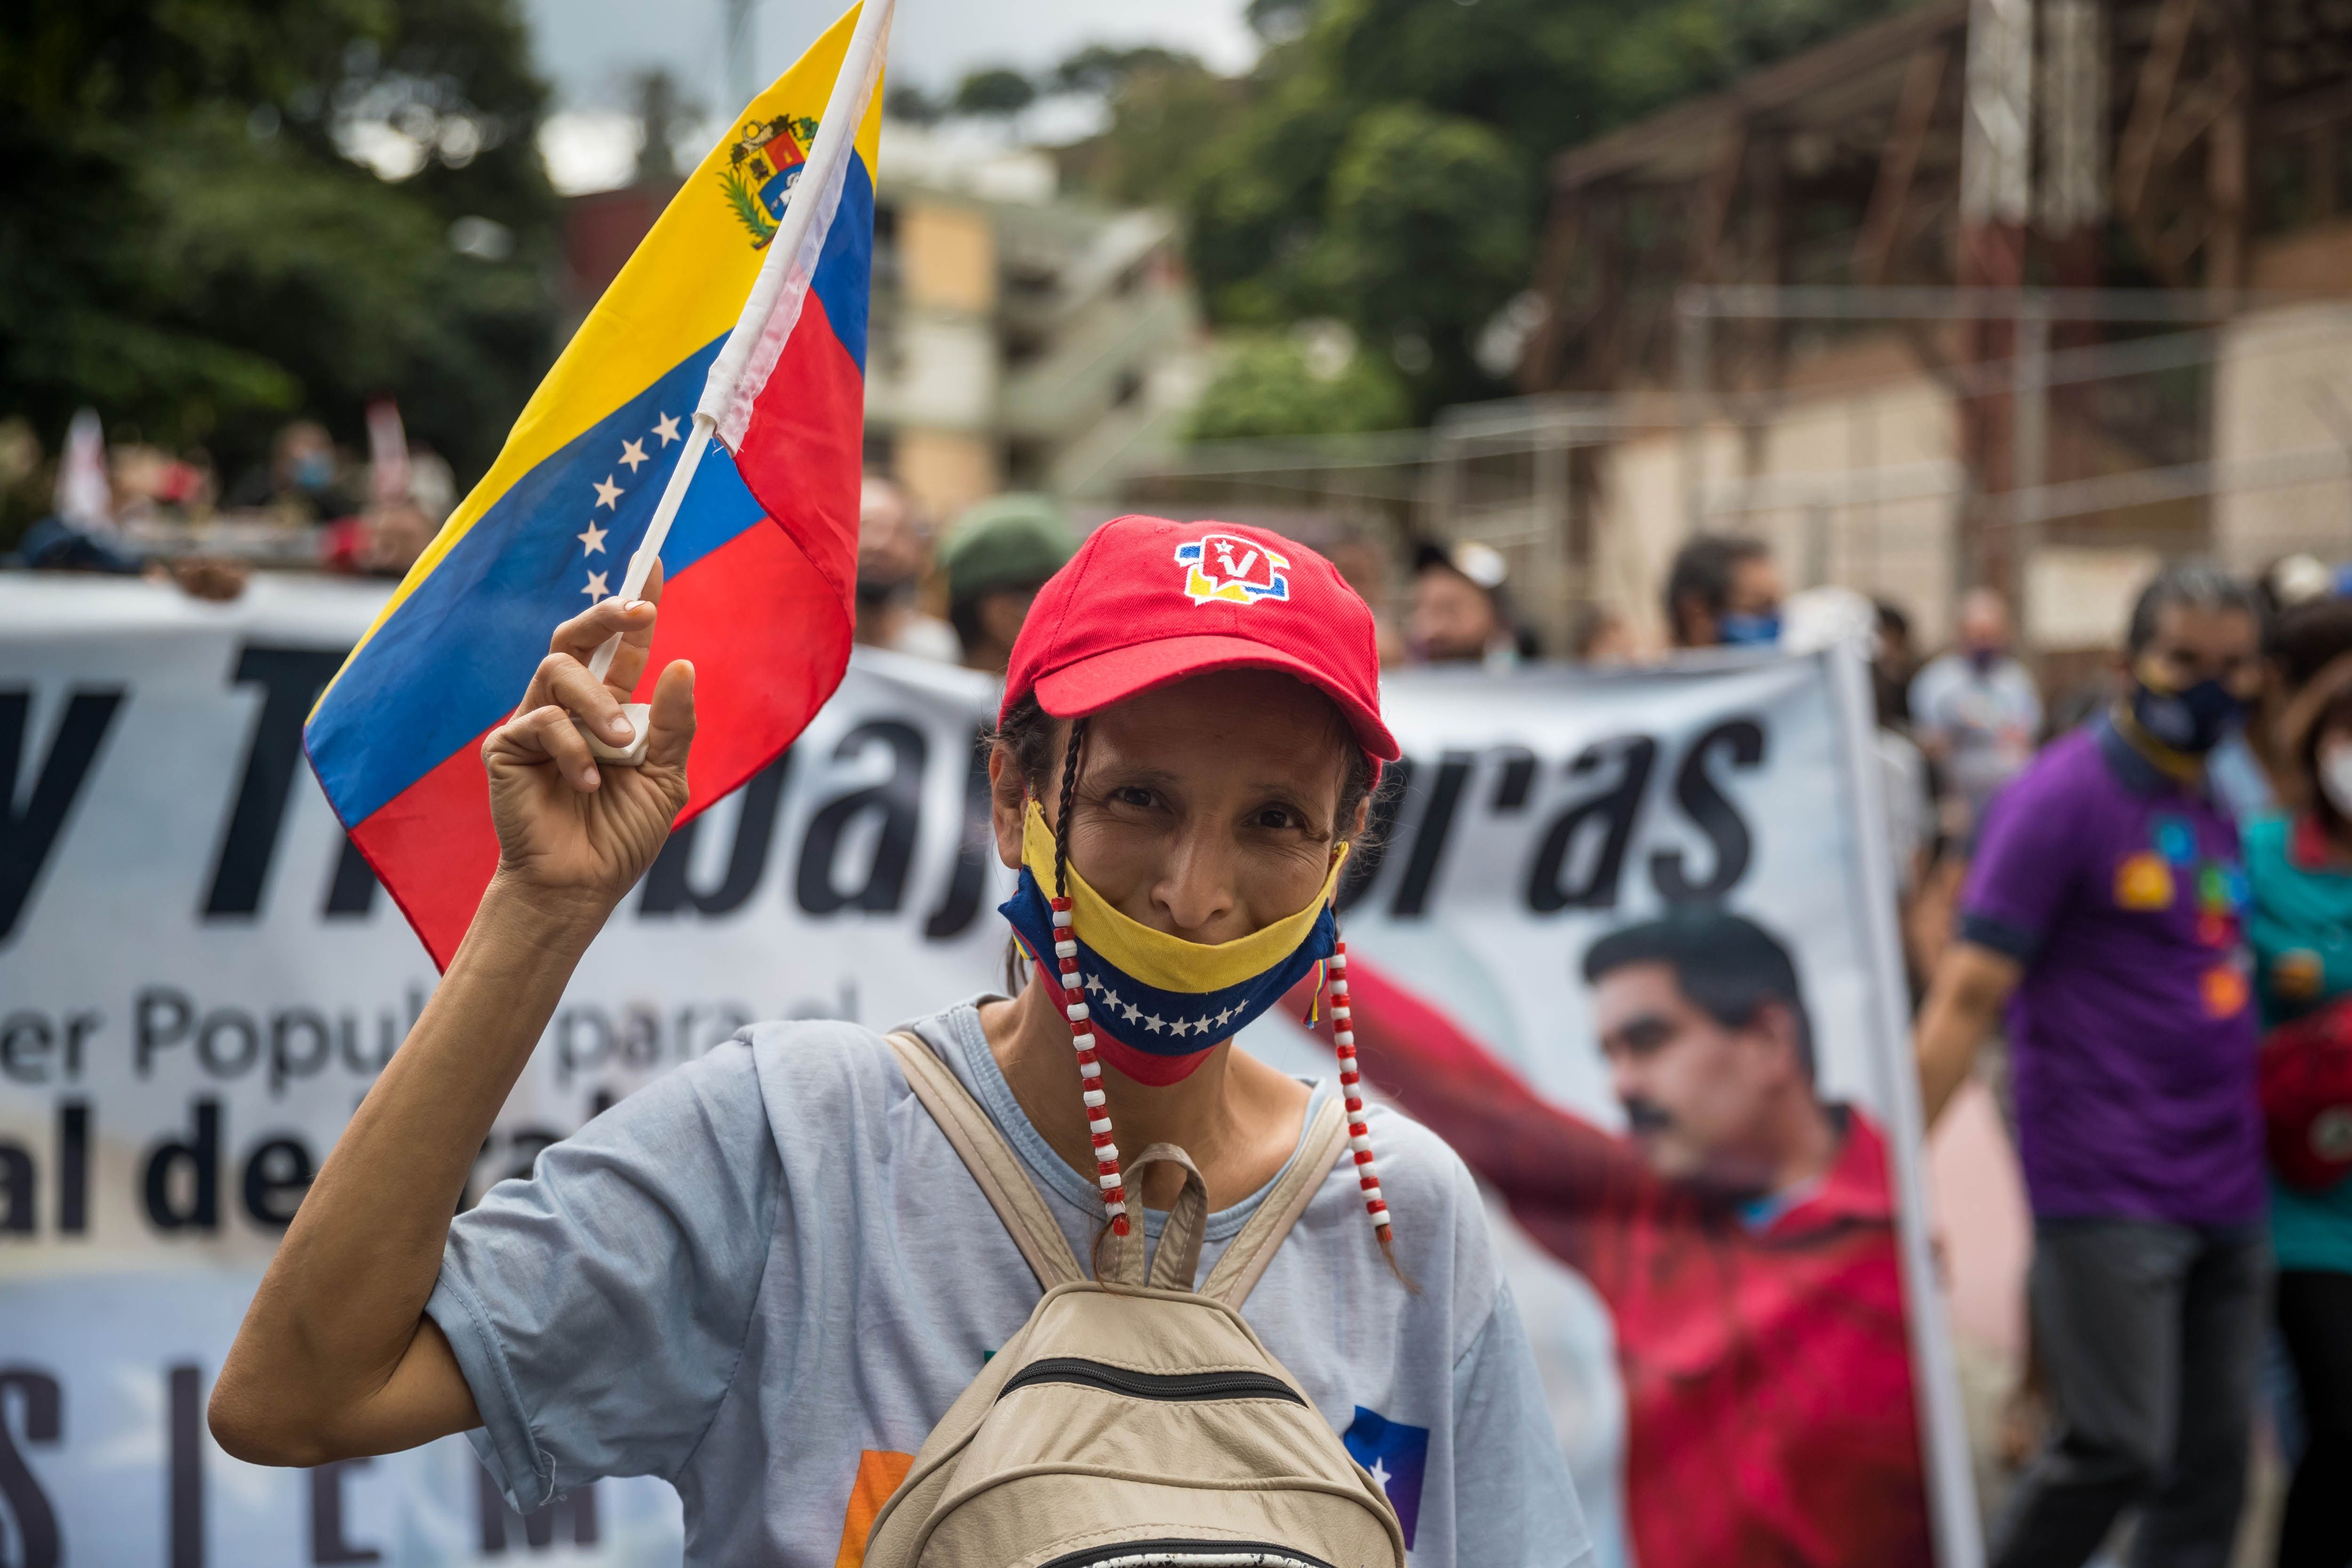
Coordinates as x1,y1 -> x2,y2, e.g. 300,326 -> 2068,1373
210,514 -> 1589,1566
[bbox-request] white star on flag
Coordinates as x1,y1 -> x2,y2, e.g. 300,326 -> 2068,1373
582,570 -> 610,599
1215,1006 -> 1235,1027
1121,1001 -> 1142,1023
577,521 -> 607,555
592,476 -> 623,509
618,438 -> 649,472
1369,1458 -> 1392,1490
1144,1014 -> 1164,1034
652,412 -> 682,445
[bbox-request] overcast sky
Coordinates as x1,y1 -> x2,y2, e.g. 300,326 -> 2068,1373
520,0 -> 1261,112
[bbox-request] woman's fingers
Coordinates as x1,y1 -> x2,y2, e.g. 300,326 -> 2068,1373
544,596 -> 656,672
540,657 -> 636,750
600,558 -> 665,698
525,705 -> 603,792
484,704 -> 602,793
643,659 -> 696,772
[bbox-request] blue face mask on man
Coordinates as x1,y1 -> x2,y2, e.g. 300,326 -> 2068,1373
1717,610 -> 1782,647
2130,674 -> 2246,756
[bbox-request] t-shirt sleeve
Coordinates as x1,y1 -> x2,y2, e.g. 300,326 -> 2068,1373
1907,661 -> 1953,743
1449,1285 -> 1595,1568
426,1038 -> 781,1511
1956,758 -> 2084,963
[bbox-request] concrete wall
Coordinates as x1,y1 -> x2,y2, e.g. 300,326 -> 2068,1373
2211,298 -> 2352,574
1586,350 -> 1963,649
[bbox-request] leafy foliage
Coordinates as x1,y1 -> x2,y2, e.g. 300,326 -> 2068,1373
1186,334 -> 1411,442
950,67 -> 1037,118
0,0 -> 561,494
1177,0 -> 1922,421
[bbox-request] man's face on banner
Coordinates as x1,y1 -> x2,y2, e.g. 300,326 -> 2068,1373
1592,960 -> 1804,1192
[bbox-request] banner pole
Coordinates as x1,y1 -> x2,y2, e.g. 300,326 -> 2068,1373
1825,641 -> 1987,1568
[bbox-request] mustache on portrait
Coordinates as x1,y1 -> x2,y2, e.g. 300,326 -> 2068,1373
1621,1097 -> 1673,1135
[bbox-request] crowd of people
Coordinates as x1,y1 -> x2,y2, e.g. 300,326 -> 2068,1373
0,407 -> 454,597
848,487 -> 2352,1568
16,407 -> 2348,1563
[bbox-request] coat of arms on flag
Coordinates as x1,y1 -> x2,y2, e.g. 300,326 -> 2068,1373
722,114 -> 822,247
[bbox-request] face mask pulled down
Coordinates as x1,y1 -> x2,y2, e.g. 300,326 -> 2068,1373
999,799 -> 1343,1086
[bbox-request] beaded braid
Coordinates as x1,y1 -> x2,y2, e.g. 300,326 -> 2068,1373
1047,718 -> 1131,1239
1327,940 -> 1414,1285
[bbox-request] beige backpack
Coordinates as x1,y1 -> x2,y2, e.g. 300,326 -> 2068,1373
866,1033 -> 1408,1568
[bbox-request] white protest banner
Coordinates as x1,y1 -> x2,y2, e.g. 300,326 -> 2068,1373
0,577 -> 1972,1568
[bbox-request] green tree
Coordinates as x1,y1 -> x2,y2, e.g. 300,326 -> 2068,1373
1052,49 -> 1240,211
1186,334 -> 1411,442
0,0 -> 560,507
950,67 -> 1037,118
1181,0 -> 1920,418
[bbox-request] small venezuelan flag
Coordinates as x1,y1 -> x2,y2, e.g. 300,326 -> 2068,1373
306,2 -> 885,968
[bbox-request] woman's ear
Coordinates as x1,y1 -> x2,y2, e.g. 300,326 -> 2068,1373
987,746 -> 1027,871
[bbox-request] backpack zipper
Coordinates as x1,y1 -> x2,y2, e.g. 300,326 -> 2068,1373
998,1357 -> 1305,1406
1039,1541 -> 1336,1568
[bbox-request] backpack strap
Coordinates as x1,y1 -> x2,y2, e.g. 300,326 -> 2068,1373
1199,1095 -> 1350,1308
886,1031 -> 1083,1291
1106,1144 -> 1212,1290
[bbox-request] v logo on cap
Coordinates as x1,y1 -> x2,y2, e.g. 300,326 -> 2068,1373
1176,532 -> 1291,606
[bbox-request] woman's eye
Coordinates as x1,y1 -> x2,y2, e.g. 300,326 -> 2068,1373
1112,787 -> 1156,809
1256,807 -> 1297,829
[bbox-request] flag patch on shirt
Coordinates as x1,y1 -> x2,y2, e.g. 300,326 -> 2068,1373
1343,1405 -> 1429,1547
833,1449 -> 913,1568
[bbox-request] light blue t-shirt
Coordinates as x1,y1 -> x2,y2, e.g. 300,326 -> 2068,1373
427,1001 -> 1591,1567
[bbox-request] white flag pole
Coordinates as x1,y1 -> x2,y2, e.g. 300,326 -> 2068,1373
586,0 -> 896,685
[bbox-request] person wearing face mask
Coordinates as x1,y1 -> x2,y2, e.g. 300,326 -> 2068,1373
853,474 -> 959,661
207,515 -> 1590,1568
1909,589 -> 2044,842
227,420 -> 360,524
1663,533 -> 1785,649
2237,596 -> 2352,1568
1914,560 -> 2270,1568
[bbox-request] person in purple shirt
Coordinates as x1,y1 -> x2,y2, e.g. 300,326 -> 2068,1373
1915,560 -> 2270,1568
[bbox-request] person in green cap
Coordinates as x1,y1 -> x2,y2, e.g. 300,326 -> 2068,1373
941,492 -> 1078,674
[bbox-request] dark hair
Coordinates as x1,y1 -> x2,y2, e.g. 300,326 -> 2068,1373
2125,558 -> 2264,655
948,581 -> 1051,661
1581,908 -> 1815,1082
2272,598 -> 2352,827
2272,597 -> 2352,689
1664,534 -> 1770,637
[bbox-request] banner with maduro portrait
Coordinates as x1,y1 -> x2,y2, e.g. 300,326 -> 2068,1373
0,578 -> 1972,1568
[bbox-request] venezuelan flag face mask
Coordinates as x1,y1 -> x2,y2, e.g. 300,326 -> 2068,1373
1000,798 -> 1344,1085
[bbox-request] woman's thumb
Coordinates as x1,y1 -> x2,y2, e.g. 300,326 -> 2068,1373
644,660 -> 697,769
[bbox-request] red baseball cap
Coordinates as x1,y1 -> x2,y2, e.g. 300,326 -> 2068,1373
1001,515 -> 1400,764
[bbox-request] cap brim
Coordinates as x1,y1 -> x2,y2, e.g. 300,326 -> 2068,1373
1033,634 -> 1401,762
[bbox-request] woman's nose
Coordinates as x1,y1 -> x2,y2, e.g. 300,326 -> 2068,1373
1153,829 -> 1239,938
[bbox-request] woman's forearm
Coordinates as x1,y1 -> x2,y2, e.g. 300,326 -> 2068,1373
210,876 -> 606,1461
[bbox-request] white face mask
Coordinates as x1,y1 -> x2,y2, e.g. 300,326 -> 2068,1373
2321,741 -> 2352,819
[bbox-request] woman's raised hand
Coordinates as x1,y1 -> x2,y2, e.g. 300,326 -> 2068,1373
481,560 -> 696,915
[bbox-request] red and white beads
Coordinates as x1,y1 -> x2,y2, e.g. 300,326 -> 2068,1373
1055,898 -> 1130,1237
1327,942 -> 1390,1236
